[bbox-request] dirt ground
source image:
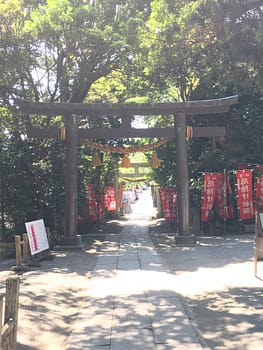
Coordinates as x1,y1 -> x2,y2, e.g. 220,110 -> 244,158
0,217 -> 262,350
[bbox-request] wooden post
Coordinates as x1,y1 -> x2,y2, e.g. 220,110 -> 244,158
115,174 -> 119,214
22,234 -> 29,262
174,114 -> 196,244
15,236 -> 22,266
4,277 -> 20,350
15,234 -> 30,266
0,294 -> 3,350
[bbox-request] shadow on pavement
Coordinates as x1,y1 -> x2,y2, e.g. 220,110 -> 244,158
186,286 -> 263,350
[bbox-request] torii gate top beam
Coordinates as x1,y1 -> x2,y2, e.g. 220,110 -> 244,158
16,95 -> 238,116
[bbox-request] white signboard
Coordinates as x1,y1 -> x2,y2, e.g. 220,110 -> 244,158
25,219 -> 49,255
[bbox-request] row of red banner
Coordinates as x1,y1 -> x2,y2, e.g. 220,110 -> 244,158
201,172 -> 235,222
86,170 -> 263,223
202,170 -> 263,222
86,186 -> 179,222
86,185 -> 118,222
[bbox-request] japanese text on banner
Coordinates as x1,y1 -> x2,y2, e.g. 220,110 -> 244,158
201,173 -> 220,222
159,188 -> 177,221
236,169 -> 254,220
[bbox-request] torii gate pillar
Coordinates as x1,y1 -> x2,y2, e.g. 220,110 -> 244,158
174,114 -> 196,244
62,114 -> 81,245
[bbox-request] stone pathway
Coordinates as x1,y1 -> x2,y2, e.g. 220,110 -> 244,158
65,190 -> 204,350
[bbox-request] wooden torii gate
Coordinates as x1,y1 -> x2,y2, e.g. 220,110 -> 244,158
16,95 -> 238,245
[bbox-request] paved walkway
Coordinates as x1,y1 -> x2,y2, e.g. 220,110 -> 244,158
65,190 -> 203,350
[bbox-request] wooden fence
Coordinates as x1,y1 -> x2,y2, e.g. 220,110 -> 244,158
0,277 -> 20,350
15,235 -> 29,267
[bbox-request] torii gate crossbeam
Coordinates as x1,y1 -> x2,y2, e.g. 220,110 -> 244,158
16,95 -> 238,245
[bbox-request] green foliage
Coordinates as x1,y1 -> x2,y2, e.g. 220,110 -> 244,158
21,0 -> 151,103
138,0 -> 263,191
0,128 -> 65,239
223,96 -> 263,165
0,0 -> 153,238
86,70 -> 127,103
0,0 -> 31,105
151,141 -> 176,188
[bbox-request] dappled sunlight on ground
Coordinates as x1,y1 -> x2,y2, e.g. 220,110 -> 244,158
149,229 -> 263,349
186,286 -> 263,350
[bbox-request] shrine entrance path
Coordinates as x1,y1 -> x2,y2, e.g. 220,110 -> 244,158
65,189 -> 203,349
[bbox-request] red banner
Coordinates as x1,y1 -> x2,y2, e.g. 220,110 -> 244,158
201,173 -> 220,222
171,189 -> 178,221
215,173 -> 235,220
215,173 -> 228,219
236,170 -> 254,220
159,188 -> 177,221
104,186 -> 116,211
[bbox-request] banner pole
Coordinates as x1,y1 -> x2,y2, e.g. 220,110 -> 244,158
223,169 -> 227,235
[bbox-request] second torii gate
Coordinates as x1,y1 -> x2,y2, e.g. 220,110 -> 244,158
16,95 -> 238,245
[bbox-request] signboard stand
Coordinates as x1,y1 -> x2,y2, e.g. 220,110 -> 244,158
12,239 -> 51,272
26,220 -> 55,265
